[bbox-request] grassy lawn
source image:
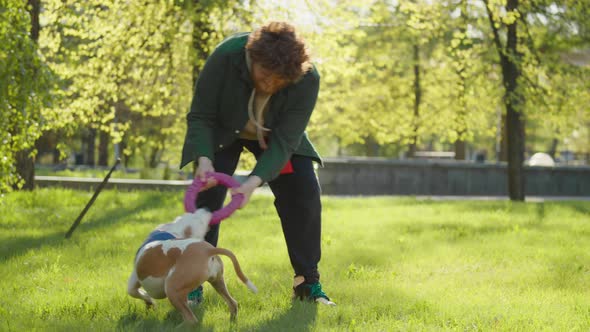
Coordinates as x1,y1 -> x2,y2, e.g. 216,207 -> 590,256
1,189 -> 589,331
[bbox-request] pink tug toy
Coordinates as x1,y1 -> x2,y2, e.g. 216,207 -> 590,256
184,172 -> 245,225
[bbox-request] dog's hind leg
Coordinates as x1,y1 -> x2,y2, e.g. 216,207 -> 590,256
210,277 -> 239,320
127,269 -> 155,308
165,263 -> 208,325
208,257 -> 239,320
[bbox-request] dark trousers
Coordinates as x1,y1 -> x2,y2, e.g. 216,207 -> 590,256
196,139 -> 321,283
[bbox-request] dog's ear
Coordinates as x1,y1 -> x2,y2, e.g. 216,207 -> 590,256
183,226 -> 192,238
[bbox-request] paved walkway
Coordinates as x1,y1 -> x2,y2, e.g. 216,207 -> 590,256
35,176 -> 589,201
410,195 -> 590,202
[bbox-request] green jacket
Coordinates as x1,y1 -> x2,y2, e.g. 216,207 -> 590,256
180,32 -> 322,182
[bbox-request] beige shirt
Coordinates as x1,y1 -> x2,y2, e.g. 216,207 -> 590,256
239,91 -> 270,140
239,51 -> 271,148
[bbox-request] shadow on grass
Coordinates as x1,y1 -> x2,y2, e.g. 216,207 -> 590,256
397,221 -> 528,239
0,192 -> 167,262
117,306 -> 209,332
0,231 -> 65,262
116,301 -> 317,331
247,301 -> 318,332
446,199 -> 590,219
567,201 -> 590,217
393,214 -> 588,240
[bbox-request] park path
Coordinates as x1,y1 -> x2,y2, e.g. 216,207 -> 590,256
35,175 -> 589,201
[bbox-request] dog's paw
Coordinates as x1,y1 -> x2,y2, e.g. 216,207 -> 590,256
145,300 -> 157,310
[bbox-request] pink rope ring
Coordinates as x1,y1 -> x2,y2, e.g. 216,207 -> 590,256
184,172 -> 245,225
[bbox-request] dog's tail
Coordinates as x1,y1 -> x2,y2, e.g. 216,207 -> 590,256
209,247 -> 258,294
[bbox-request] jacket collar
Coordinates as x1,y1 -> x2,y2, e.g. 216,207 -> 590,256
232,49 -> 253,88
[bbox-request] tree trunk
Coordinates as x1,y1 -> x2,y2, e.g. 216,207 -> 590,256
15,0 -> 41,190
15,150 -> 35,190
119,138 -> 129,168
53,142 -> 60,163
503,0 -> 525,201
454,0 -> 468,162
454,140 -> 466,160
499,114 -> 509,162
98,130 -> 109,166
364,137 -> 380,157
148,147 -> 161,168
548,138 -> 559,159
407,44 -> 421,158
485,0 -> 525,201
84,128 -> 96,166
28,0 -> 40,41
34,130 -> 60,164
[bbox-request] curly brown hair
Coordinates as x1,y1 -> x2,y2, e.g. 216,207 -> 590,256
246,22 -> 312,82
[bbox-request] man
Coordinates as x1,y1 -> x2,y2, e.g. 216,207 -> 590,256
180,21 -> 334,306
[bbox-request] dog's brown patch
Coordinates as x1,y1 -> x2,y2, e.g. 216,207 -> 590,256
183,226 -> 192,238
136,245 -> 181,279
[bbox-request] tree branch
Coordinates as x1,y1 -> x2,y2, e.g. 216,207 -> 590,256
519,13 -> 542,66
483,0 -> 505,61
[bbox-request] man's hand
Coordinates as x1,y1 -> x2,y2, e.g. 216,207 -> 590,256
195,156 -> 217,190
231,175 -> 262,208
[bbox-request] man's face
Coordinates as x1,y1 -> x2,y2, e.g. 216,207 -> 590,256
251,62 -> 288,94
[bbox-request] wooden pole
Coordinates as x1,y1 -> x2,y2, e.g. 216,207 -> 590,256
65,158 -> 121,238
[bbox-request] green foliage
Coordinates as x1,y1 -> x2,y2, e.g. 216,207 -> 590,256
37,0 -> 255,169
303,0 -> 502,151
517,1 -> 590,150
3,0 -> 589,192
1,189 -> 590,330
483,0 -> 590,157
0,0 -> 56,193
40,0 -> 195,168
304,0 -> 589,158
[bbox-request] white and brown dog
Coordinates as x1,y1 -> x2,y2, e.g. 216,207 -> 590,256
127,209 -> 257,325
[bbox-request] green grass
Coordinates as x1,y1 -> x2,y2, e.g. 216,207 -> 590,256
1,189 -> 589,331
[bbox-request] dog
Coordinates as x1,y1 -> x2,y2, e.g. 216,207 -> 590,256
127,208 -> 257,326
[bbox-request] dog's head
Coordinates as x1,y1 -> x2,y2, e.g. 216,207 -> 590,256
172,209 -> 212,240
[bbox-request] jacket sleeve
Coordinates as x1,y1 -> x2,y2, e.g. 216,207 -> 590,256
180,50 -> 229,169
250,73 -> 320,182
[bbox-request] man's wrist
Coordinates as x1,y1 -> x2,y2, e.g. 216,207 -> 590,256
198,156 -> 212,165
245,175 -> 263,189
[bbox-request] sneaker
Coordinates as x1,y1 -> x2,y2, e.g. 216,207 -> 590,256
292,277 -> 336,306
187,286 -> 203,307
